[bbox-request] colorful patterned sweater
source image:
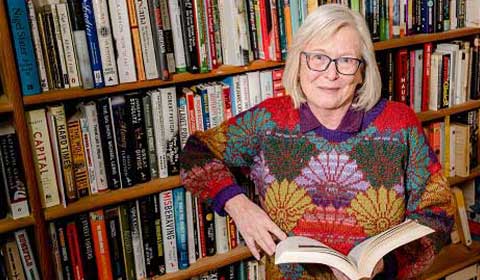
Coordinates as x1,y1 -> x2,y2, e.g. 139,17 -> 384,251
180,95 -> 454,279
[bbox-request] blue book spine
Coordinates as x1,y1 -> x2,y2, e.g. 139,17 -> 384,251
81,0 -> 104,88
197,86 -> 211,130
222,76 -> 237,116
6,0 -> 41,95
172,187 -> 189,270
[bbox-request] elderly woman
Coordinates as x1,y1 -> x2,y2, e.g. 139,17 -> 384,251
180,4 -> 454,279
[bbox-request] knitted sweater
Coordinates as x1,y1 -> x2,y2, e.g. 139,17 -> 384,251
180,95 -> 454,279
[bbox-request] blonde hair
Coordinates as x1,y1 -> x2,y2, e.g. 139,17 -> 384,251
283,4 -> 381,111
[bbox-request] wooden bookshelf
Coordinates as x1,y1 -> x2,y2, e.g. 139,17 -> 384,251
421,242 -> 480,280
22,60 -> 285,106
374,27 -> 480,51
0,95 -> 13,113
0,216 -> 35,234
448,166 -> 480,186
155,246 -> 252,280
44,175 -> 182,221
417,99 -> 480,122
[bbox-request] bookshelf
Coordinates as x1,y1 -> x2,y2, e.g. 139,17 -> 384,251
0,0 -> 478,279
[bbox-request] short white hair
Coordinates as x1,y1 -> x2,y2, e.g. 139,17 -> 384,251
283,4 -> 381,111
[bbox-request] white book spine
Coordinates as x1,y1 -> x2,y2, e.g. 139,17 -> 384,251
233,76 -> 243,114
177,95 -> 190,149
193,94 -> 205,131
214,212 -> 229,254
45,111 -> 67,207
428,53 -> 440,111
57,3 -> 81,87
92,0 -> 119,86
130,201 -> 146,279
167,0 -> 187,71
260,70 -> 273,101
149,89 -> 168,178
27,0 -> 49,91
108,0 -> 137,83
185,191 -> 196,264
82,103 -> 108,191
51,4 -> 70,88
48,222 -> 64,280
413,49 -> 423,113
73,31 -> 95,89
26,109 -> 60,208
80,117 -> 98,194
14,229 -> 41,280
206,84 -> 220,128
213,83 -> 225,123
218,0 -> 241,66
160,190 -> 179,273
247,71 -> 261,107
135,0 -> 159,79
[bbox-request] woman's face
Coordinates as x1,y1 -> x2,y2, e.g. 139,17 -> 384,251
299,26 -> 364,113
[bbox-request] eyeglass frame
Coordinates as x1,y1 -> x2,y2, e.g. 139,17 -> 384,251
301,51 -> 364,76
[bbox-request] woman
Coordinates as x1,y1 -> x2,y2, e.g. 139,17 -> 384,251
180,4 -> 454,279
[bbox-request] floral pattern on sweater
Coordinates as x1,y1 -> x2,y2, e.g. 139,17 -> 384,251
180,96 -> 454,279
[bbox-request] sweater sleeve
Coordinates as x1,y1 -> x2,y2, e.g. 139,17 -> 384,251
394,118 -> 455,279
179,104 -> 276,209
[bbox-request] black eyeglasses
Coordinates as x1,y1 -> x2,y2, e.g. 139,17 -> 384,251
302,51 -> 364,75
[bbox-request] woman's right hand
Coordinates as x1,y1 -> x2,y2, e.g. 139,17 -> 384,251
224,194 -> 287,260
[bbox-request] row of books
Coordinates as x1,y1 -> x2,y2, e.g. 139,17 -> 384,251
0,229 -> 40,280
423,109 -> 479,178
48,187 -> 245,280
7,0 -> 478,96
189,257 -> 267,280
25,69 -> 284,208
378,38 -> 480,113
0,123 -> 29,220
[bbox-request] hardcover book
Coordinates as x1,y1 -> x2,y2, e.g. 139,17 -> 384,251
275,219 -> 434,280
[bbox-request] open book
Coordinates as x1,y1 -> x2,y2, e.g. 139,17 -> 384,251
275,219 -> 434,280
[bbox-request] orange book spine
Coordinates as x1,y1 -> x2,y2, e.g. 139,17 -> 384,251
283,2 -> 292,48
67,119 -> 90,197
126,0 -> 146,81
90,209 -> 113,280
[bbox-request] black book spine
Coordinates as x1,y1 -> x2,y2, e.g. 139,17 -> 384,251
111,96 -> 135,187
245,0 -> 259,60
96,98 -> 122,189
179,0 -> 200,73
104,207 -> 126,279
139,196 -> 159,277
56,220 -> 74,280
153,194 -> 166,275
148,0 -> 170,80
125,93 -> 150,183
40,7 -> 63,89
202,202 -> 216,256
75,213 -> 97,279
435,0 -> 444,32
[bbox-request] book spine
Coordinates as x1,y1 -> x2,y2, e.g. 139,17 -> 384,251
246,0 -> 259,60
185,191 -> 196,264
96,98 -> 122,190
57,3 -> 81,88
173,187 -> 189,269
91,0 -> 119,86
157,0 -> 175,73
178,0 -> 198,73
142,95 -> 158,178
193,93 -> 205,131
148,0 -> 170,80
80,117 -> 98,194
138,196 -> 159,277
51,4 -> 70,88
126,0 -> 146,81
118,204 -> 136,280
26,0 -> 49,91
160,190 -> 179,273
135,0 -> 159,80
110,96 -> 135,187
81,103 -> 108,191
197,85 -> 211,130
56,221 -> 74,280
45,111 -> 67,206
422,43 -> 432,111
221,82 -> 233,120
14,229 -> 40,280
6,0 -> 41,95
184,88 -> 198,134
48,222 -> 65,280
0,130 -> 29,219
104,207 -> 126,279
128,201 -> 146,279
81,0 -> 105,87
226,215 -> 238,249
75,213 -> 98,279
39,6 -> 63,89
67,118 -> 90,197
203,202 -> 216,256
149,89 -> 168,178
125,93 -> 151,183
67,0 -> 94,89
168,0 -> 187,72
214,212 -> 229,254
204,0 -> 218,69
161,87 -> 180,175
177,94 -> 190,148
90,209 -> 114,280
3,237 -> 27,280
26,109 -> 60,208
194,196 -> 206,257
107,0 -> 137,83
65,221 -> 85,280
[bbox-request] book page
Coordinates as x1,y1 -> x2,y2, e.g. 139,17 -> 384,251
275,236 -> 361,280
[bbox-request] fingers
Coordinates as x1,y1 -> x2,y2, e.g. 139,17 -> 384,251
244,236 -> 261,260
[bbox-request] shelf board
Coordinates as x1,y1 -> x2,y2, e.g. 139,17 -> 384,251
0,215 -> 35,234
447,165 -> 480,186
155,246 -> 252,280
23,61 -> 285,106
0,94 -> 12,113
374,27 -> 480,51
44,175 -> 182,221
417,99 -> 480,122
421,241 -> 480,280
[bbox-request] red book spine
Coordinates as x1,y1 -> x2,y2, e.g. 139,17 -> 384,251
258,0 -> 270,60
184,89 -> 198,134
409,50 -> 416,110
270,0 -> 281,61
422,42 -> 433,111
66,221 -> 85,280
195,199 -> 207,258
226,215 -> 238,249
221,84 -> 233,120
395,48 -> 409,104
204,0 -> 218,68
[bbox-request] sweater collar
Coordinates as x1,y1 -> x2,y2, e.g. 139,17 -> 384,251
299,102 -> 365,133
